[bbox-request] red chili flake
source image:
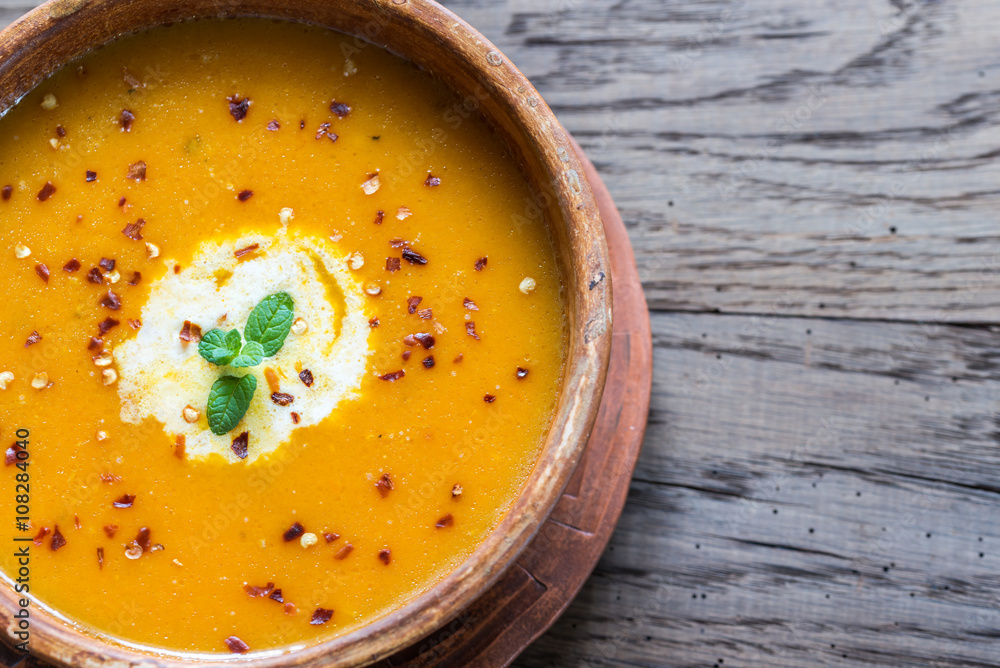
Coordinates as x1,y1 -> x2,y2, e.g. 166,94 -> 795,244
407,296 -> 422,314
100,473 -> 120,483
113,494 -> 135,508
283,522 -> 305,542
118,197 -> 127,207
315,122 -> 338,142
2,185 -> 11,200
290,412 -> 300,424
417,308 -> 432,320
24,331 -> 41,347
310,608 -> 334,625
402,350 -> 412,361
330,101 -> 351,118
136,527 -> 151,551
63,258 -> 81,272
35,264 -> 50,283
285,602 -> 297,615
463,297 -> 478,311
55,125 -> 66,138
271,392 -> 294,406
126,271 -> 142,286
97,546 -> 104,569
234,243 -> 259,258
100,291 -> 122,311
122,218 -> 145,240
368,317 -> 380,328
32,527 -> 50,546
269,588 -> 284,603
231,431 -> 249,460
466,322 -> 480,340
237,189 -> 253,202
85,170 -> 97,182
173,265 -> 181,274
224,636 -> 250,654
128,318 -> 142,330
380,370 -> 405,382
323,532 -> 340,543
227,96 -> 250,122
374,210 -> 384,225
86,268 -> 104,284
37,181 -> 56,202
484,394 -> 496,403
454,353 -> 464,363
401,247 -> 428,265
386,257 -> 400,273
436,514 -> 454,529
5,443 -> 24,465
120,109 -> 135,131
244,582 -> 275,597
375,473 -> 394,498
334,543 -> 354,560
103,524 -> 118,538
451,484 -> 463,498
50,525 -> 66,550
179,320 -> 202,343
378,549 -> 391,565
474,257 -> 487,271
299,369 -> 314,387
517,367 -> 529,379
174,434 -> 185,460
424,174 -> 441,187
126,161 -> 146,181
267,119 -> 280,131
299,120 -> 306,129
389,238 -> 406,248
413,333 -> 435,349
98,317 -> 119,335
99,258 -> 116,272
88,337 -> 103,351
423,356 -> 435,369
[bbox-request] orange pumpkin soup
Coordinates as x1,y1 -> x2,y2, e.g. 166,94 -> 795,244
0,18 -> 566,654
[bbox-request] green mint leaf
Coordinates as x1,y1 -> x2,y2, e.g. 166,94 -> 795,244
207,374 -> 257,435
244,292 -> 294,357
230,340 -> 265,368
198,329 -> 243,366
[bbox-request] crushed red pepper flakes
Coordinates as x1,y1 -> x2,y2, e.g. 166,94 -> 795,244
97,546 -> 104,569
5,443 -> 25,465
33,527 -> 50,546
234,243 -> 259,259
128,318 -> 142,330
484,394 -> 496,403
436,514 -> 454,529
299,369 -> 314,387
37,181 -> 56,202
63,258 -> 81,272
368,317 -> 380,328
101,473 -> 121,484
50,525 -> 66,551
126,271 -> 142,286
2,185 -> 11,200
285,602 -> 297,615
87,268 -> 104,284
35,264 -> 50,283
100,290 -> 122,311
122,218 -> 145,240
98,318 -> 119,335
88,337 -> 103,351
85,170 -> 97,182
267,119 -> 280,131
103,524 -> 118,538
283,522 -> 305,542
24,331 -> 42,347
179,320 -> 203,343
389,238 -> 406,248
136,527 -> 151,551
474,257 -> 487,271
126,161 -> 146,181
120,109 -> 135,131
374,210 -> 384,225
378,548 -> 392,565
517,367 -> 529,379
99,258 -> 116,272
451,484 -> 463,498
330,101 -> 351,118
290,412 -> 301,424
173,264 -> 181,274
466,322 -> 480,340
401,247 -> 428,265
174,434 -> 186,460
323,532 -> 340,543
454,353 -> 464,364
463,297 -> 478,311
375,473 -> 394,498
55,125 -> 67,138
423,356 -> 435,369
237,189 -> 253,202
417,308 -> 433,320
118,197 -> 127,207
424,174 -> 441,187
407,296 -> 422,314
380,370 -> 405,382
231,431 -> 249,460
334,544 -> 354,560
269,588 -> 284,603
227,96 -> 250,122
315,122 -> 338,142
244,582 -> 275,597
414,333 -> 436,349
385,257 -> 400,273
271,392 -> 294,406
113,494 -> 135,508
224,636 -> 250,654
401,350 -> 412,361
310,608 -> 334,625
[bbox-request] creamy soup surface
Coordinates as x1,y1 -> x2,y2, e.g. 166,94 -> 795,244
0,18 -> 566,654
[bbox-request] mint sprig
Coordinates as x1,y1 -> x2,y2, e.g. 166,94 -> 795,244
198,292 -> 295,436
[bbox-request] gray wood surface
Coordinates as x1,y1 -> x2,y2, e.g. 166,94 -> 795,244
7,0 -> 1000,665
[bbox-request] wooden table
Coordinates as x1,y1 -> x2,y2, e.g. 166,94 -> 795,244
5,0 -> 1000,665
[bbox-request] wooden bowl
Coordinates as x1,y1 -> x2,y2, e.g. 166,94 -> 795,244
0,0 -> 612,666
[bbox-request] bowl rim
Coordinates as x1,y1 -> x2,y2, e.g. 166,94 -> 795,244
0,0 -> 613,665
